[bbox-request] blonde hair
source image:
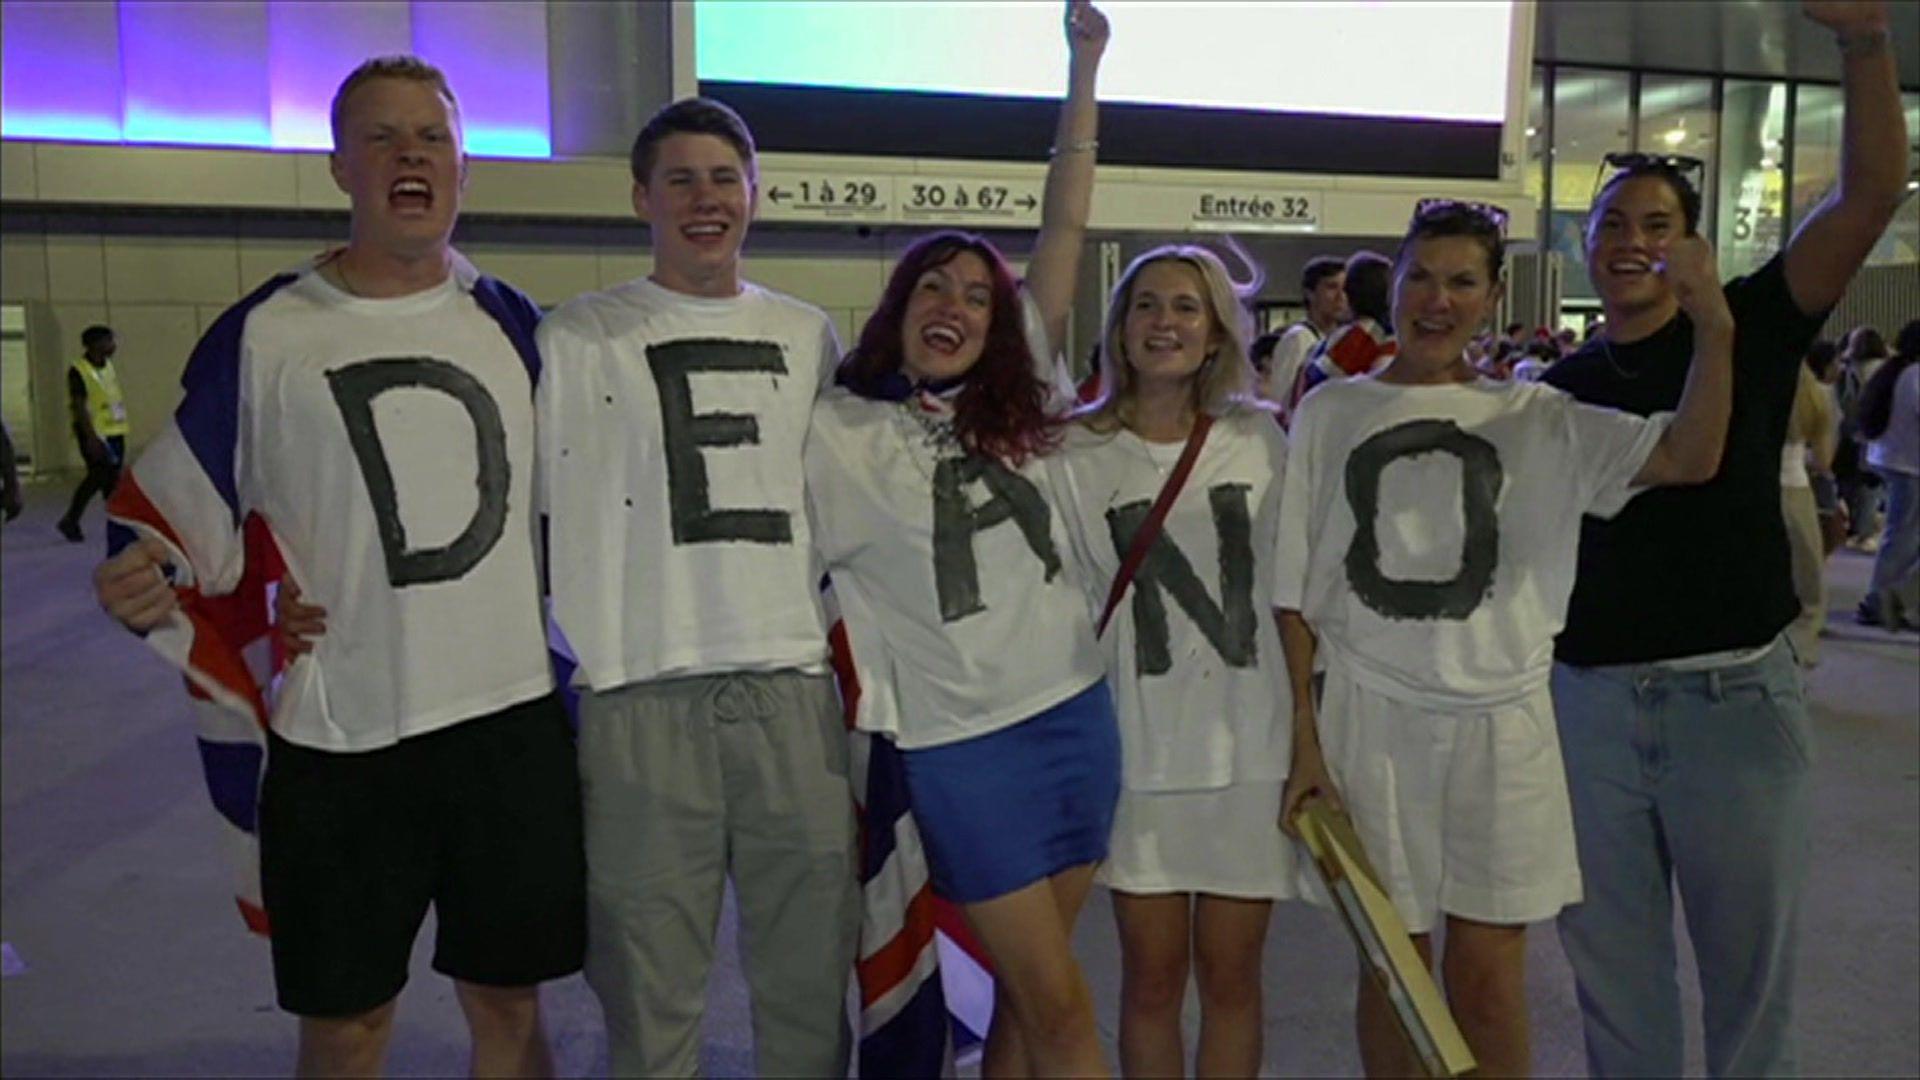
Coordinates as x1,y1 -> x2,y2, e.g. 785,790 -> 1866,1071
1078,245 -> 1263,434
330,55 -> 462,148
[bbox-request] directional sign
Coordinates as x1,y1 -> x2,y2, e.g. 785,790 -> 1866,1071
1187,189 -> 1320,233
759,170 -> 894,223
900,175 -> 1042,226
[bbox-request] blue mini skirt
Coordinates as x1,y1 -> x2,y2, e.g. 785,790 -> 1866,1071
900,679 -> 1121,903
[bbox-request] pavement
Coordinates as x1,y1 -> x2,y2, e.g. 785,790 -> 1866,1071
3,481 -> 1915,1077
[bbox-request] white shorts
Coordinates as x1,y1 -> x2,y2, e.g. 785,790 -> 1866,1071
1098,780 -> 1308,901
1318,667 -> 1582,934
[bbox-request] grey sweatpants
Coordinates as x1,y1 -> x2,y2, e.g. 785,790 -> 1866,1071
579,670 -> 859,1078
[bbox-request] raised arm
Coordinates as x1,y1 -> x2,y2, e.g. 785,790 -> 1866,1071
1024,0 -> 1108,359
1632,234 -> 1736,487
1782,0 -> 1910,314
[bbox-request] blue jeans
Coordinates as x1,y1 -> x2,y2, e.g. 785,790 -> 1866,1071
1552,637 -> 1811,1078
1868,468 -> 1919,607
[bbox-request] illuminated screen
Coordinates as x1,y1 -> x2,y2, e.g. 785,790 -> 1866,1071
697,1 -> 1516,178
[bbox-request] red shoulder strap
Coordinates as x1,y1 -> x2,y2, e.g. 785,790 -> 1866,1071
1097,414 -> 1214,638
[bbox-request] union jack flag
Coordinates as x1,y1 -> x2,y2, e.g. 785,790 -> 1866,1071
823,582 -> 996,1076
103,264 -> 544,936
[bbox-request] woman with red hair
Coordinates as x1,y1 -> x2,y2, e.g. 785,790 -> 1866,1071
804,3 -> 1114,1074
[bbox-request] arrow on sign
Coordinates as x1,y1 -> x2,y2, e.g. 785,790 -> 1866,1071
1016,195 -> 1037,211
768,186 -> 790,204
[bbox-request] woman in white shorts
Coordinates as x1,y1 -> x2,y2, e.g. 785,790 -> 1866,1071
1274,199 -> 1736,1076
1052,245 -> 1301,1076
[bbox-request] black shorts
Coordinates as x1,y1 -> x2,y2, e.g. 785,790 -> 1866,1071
259,692 -> 585,1017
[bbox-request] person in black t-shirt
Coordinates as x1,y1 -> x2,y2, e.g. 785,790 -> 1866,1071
1541,3 -> 1910,1076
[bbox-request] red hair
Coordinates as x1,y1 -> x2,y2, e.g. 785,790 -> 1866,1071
840,231 -> 1061,466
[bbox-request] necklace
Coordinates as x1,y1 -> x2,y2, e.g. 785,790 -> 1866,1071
1599,335 -> 1641,381
891,393 -> 963,485
330,255 -> 365,298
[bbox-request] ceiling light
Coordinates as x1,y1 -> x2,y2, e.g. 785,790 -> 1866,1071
1662,127 -> 1687,147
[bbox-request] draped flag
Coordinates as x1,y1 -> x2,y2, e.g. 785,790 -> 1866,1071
823,580 -> 995,1076
103,261 -> 546,935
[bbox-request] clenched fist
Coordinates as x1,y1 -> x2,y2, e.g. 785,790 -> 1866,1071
93,537 -> 179,633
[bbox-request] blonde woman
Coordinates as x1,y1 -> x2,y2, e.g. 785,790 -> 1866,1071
1052,246 -> 1302,1077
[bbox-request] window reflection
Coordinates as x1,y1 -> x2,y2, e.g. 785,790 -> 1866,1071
1637,75 -> 1717,236
1716,80 -> 1788,277
1550,68 -> 1631,299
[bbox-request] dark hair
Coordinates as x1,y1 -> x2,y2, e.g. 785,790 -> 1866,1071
330,55 -> 461,149
630,97 -> 756,185
1504,321 -> 1525,336
1250,331 -> 1282,372
81,325 -> 113,347
1894,319 -> 1920,362
1396,202 -> 1505,281
1526,340 -> 1560,362
840,231 -> 1058,466
1846,326 -> 1889,360
1590,162 -> 1703,236
1342,251 -> 1393,326
1805,338 -> 1838,379
1300,256 -> 1344,299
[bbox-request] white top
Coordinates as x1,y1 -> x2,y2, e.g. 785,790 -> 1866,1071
804,294 -> 1102,749
1275,376 -> 1670,708
1865,363 -> 1919,477
1780,442 -> 1812,489
537,278 -> 841,690
173,266 -> 551,750
1265,321 -> 1321,407
1053,410 -> 1293,790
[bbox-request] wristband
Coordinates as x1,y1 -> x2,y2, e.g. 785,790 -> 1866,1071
1049,138 -> 1099,157
1837,27 -> 1889,57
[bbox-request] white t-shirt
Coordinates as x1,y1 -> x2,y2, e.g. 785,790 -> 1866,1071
805,292 -> 1097,749
188,266 -> 551,750
1265,322 -> 1322,407
1275,376 -> 1669,708
537,278 -> 841,690
1052,409 -> 1293,790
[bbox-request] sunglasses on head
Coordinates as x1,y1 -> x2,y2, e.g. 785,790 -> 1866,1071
1413,197 -> 1510,233
1593,151 -> 1706,198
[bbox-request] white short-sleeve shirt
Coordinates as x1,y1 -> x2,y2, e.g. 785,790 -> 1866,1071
537,278 -> 841,690
1052,409 -> 1294,790
1274,376 -> 1669,708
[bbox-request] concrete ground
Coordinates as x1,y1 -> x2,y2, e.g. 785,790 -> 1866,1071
3,480 -> 1915,1078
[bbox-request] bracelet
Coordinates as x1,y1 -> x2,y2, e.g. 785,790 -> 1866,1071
1049,138 -> 1099,157
1837,27 -> 1889,56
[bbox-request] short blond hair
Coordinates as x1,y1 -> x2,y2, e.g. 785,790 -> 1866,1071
1078,246 -> 1261,434
330,55 -> 461,148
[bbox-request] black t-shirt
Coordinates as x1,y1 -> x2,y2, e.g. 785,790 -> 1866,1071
1542,255 -> 1825,665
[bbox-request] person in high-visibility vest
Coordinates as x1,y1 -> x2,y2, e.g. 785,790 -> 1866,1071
58,324 -> 129,541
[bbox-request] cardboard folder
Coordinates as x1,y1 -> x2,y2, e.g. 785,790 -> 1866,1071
1294,797 -> 1477,1078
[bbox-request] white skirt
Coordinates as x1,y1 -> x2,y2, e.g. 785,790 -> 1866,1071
1099,780 -> 1308,900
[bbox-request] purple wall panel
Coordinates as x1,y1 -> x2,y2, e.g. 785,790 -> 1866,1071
120,1 -> 272,147
1,0 -> 552,158
408,0 -> 551,157
268,1 -> 413,150
1,2 -> 126,141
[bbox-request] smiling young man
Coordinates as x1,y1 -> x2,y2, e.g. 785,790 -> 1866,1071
90,56 -> 582,1077
534,98 -> 859,1077
1541,3 -> 1910,1074
1263,255 -> 1348,414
